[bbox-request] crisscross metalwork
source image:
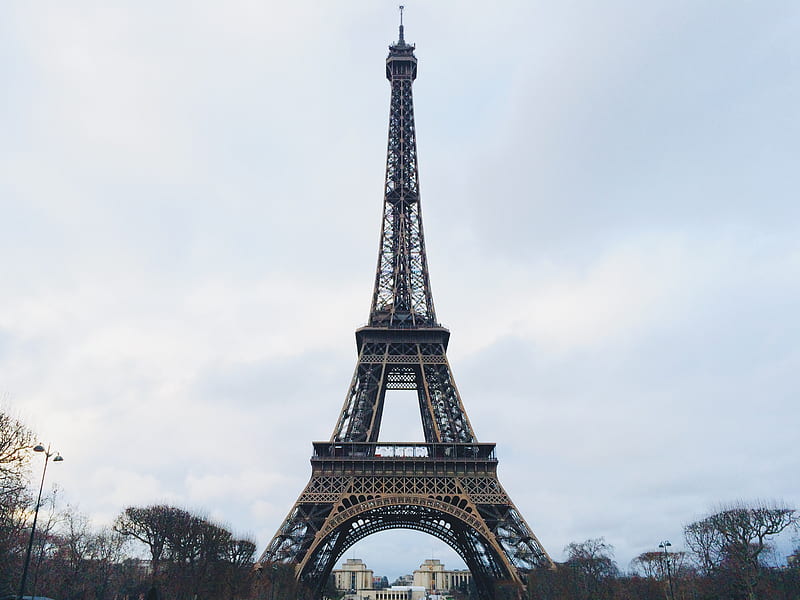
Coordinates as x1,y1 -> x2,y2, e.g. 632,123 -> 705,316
258,22 -> 553,600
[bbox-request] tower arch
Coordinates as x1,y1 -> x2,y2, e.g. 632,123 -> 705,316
299,498 -> 514,599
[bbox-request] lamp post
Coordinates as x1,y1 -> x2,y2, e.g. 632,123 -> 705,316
659,540 -> 675,600
17,443 -> 63,600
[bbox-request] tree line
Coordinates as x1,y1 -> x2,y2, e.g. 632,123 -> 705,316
3,407 -> 799,600
0,408 -> 334,600
5,498 -> 314,600
518,503 -> 799,600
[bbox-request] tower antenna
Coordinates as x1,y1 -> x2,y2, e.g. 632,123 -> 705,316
398,5 -> 405,44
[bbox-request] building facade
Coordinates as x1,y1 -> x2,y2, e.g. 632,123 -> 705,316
332,559 -> 374,593
412,559 -> 472,594
334,558 -> 471,598
365,587 -> 426,600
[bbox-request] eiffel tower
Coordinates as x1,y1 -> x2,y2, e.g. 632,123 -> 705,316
258,15 -> 554,599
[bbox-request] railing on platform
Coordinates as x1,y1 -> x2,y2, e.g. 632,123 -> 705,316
311,441 -> 497,461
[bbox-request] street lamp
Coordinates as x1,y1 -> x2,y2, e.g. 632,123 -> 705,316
17,444 -> 63,600
659,540 -> 675,600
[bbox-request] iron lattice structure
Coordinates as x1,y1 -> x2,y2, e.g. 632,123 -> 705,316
258,22 -> 554,599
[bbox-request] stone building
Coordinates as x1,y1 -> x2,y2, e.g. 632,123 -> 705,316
412,559 -> 472,593
333,558 -> 470,599
366,587 -> 426,600
333,559 -> 374,593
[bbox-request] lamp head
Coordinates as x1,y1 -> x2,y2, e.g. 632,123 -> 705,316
53,454 -> 64,462
33,444 -> 46,452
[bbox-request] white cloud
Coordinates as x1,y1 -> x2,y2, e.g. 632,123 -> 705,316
186,470 -> 289,504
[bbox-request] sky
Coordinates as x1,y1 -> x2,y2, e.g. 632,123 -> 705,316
2,0 -> 799,582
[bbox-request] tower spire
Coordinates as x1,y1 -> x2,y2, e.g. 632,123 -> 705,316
373,10 -> 432,328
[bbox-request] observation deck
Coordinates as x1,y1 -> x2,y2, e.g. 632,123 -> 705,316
310,442 -> 498,477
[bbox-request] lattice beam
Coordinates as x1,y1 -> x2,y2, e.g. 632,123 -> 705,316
258,20 -> 554,600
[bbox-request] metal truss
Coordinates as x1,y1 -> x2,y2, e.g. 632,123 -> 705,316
332,332 -> 476,444
370,25 -> 435,329
258,22 -> 554,600
258,447 -> 552,599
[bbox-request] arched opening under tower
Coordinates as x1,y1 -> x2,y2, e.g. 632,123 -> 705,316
297,499 -> 521,599
338,529 -> 467,585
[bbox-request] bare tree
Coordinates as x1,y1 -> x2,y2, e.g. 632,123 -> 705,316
631,549 -> 687,580
164,513 -> 231,599
88,526 -> 128,600
563,538 -> 619,600
0,407 -> 34,594
221,537 -> 256,600
684,501 -> 798,600
51,506 -> 95,597
23,505 -> 130,600
0,409 -> 33,497
253,562 -> 314,600
25,486 -> 62,600
631,551 -> 664,579
114,505 -> 184,582
116,504 -> 254,600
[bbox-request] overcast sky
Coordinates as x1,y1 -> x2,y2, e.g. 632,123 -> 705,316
2,0 -> 799,581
